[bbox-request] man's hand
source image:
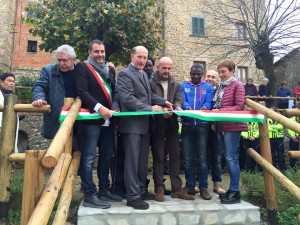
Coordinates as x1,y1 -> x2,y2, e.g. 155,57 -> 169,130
98,106 -> 112,120
163,107 -> 172,118
32,99 -> 47,107
175,106 -> 182,111
108,62 -> 115,70
200,106 -> 207,110
112,107 -> 120,112
186,106 -> 192,110
152,105 -> 163,111
164,101 -> 173,110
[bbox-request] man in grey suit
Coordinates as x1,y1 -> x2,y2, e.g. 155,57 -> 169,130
117,46 -> 173,210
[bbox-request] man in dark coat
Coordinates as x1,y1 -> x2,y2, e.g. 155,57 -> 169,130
32,45 -> 77,139
150,57 -> 194,202
117,46 -> 172,210
75,40 -> 121,209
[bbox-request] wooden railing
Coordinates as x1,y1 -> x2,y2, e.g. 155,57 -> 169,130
245,98 -> 300,224
0,95 -> 81,225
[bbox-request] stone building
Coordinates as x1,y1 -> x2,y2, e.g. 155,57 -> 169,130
0,0 -> 53,77
161,0 -> 264,84
274,47 -> 300,90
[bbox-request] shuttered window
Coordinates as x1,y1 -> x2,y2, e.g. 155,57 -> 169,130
192,17 -> 205,36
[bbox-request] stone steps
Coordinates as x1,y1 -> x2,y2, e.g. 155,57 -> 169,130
78,193 -> 260,225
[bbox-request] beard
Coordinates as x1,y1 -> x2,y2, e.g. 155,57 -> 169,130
159,72 -> 170,81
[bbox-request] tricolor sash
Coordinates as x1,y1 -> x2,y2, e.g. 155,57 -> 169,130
84,61 -> 112,108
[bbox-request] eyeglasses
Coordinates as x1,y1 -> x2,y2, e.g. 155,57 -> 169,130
57,58 -> 71,63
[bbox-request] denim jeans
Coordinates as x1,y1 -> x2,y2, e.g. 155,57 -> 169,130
182,123 -> 209,190
222,132 -> 241,191
78,123 -> 114,196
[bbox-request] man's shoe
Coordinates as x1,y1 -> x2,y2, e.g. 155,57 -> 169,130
200,189 -> 212,200
220,190 -> 241,204
213,184 -> 226,195
155,186 -> 165,202
184,187 -> 196,195
141,192 -> 155,200
171,189 -> 195,200
127,198 -> 149,210
83,193 -> 111,209
98,190 -> 122,202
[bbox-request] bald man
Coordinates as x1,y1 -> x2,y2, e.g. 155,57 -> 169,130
150,57 -> 194,202
117,47 -> 173,209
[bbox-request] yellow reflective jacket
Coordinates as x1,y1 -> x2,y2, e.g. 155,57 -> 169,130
267,118 -> 284,138
241,122 -> 259,139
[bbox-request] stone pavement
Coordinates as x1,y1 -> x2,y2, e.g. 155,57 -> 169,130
78,192 -> 260,225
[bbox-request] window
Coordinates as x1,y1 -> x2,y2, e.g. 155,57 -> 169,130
192,17 -> 205,36
237,66 -> 249,83
27,40 -> 37,53
193,61 -> 206,72
235,22 -> 246,40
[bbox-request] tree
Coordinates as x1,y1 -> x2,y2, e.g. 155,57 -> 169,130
201,0 -> 300,93
25,0 -> 162,65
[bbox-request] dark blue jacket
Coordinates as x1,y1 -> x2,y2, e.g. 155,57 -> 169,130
276,87 -> 292,104
32,64 -> 76,139
180,81 -> 213,125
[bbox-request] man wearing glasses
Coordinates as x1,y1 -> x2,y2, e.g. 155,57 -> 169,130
32,44 -> 78,139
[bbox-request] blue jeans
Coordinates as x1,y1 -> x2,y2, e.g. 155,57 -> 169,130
78,123 -> 114,196
222,132 -> 241,191
182,123 -> 209,190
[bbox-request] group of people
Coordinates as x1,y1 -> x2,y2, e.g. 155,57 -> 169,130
28,40 -> 248,210
240,107 -> 299,173
244,77 -> 297,109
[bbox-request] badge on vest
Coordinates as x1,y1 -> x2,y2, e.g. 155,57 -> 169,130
202,88 -> 206,94
184,88 -> 190,93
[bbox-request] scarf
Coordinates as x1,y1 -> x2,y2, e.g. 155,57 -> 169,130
213,76 -> 236,109
86,56 -> 109,79
0,86 -> 12,95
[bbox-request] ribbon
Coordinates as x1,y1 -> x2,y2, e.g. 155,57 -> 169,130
59,107 -> 264,123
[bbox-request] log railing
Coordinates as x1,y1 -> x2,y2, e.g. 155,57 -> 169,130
0,95 -> 81,225
245,98 -> 300,224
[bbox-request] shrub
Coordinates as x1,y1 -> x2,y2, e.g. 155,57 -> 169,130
241,170 -> 300,225
15,76 -> 38,103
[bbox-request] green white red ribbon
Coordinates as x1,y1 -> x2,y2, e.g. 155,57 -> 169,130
59,107 -> 264,123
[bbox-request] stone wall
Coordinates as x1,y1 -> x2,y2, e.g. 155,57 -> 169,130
161,0 -> 265,84
274,48 -> 300,90
0,0 -> 16,72
18,112 -> 51,152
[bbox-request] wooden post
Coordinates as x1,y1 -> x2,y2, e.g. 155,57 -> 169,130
258,117 -> 278,225
9,153 -> 25,162
0,104 -> 50,112
53,151 -> 81,224
0,95 -> 18,220
63,98 -> 74,155
21,150 -> 46,225
287,151 -> 300,158
42,98 -> 81,168
248,148 -> 300,200
27,153 -> 72,225
281,109 -> 300,117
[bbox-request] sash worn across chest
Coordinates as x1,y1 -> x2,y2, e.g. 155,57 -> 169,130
84,62 -> 112,108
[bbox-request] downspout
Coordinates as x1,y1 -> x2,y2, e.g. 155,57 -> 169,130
162,0 -> 166,56
10,0 -> 19,72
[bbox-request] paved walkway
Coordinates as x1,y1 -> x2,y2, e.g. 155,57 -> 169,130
78,192 -> 260,225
